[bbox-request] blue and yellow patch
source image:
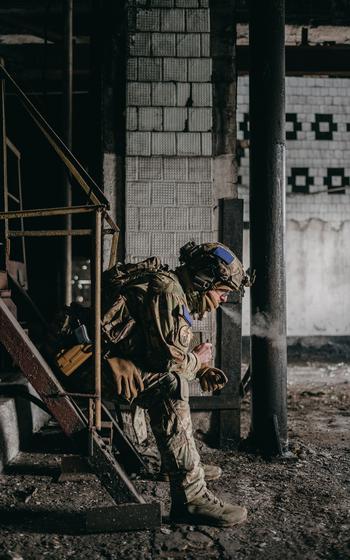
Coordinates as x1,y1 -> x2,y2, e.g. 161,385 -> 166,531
213,246 -> 234,264
182,305 -> 192,326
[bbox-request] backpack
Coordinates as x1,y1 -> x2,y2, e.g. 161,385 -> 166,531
54,257 -> 165,376
101,256 -> 164,348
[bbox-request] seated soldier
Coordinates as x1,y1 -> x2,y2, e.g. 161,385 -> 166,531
101,241 -> 250,527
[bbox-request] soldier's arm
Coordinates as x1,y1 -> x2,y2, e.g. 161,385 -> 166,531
141,281 -> 201,380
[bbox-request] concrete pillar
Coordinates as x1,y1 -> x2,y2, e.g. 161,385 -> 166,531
249,0 -> 288,454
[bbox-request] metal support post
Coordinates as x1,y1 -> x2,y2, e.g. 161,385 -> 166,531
217,198 -> 243,448
63,0 -> 73,305
94,208 -> 102,431
0,58 -> 8,273
249,0 -> 288,455
89,0 -> 127,265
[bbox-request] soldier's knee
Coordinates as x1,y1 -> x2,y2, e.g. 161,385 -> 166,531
136,372 -> 188,408
176,374 -> 189,402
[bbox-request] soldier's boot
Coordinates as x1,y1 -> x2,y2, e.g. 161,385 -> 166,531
159,463 -> 222,482
169,488 -> 247,527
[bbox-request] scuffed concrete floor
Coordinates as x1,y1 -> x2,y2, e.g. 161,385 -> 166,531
0,360 -> 349,560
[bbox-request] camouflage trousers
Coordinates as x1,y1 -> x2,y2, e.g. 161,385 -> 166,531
136,373 -> 206,504
65,366 -> 206,503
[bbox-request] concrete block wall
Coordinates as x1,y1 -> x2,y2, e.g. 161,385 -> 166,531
125,0 -> 215,351
126,1 -> 214,273
237,76 -> 350,336
125,1 -> 216,381
0,378 -> 50,472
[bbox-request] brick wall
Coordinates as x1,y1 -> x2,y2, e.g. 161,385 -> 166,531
237,76 -> 350,336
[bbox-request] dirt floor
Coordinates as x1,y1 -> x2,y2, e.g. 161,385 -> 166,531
0,359 -> 349,560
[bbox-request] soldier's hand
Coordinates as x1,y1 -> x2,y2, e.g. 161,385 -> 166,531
193,342 -> 213,365
107,357 -> 144,401
197,366 -> 228,392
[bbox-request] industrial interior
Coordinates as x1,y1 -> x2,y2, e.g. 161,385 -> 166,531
0,1 -> 349,558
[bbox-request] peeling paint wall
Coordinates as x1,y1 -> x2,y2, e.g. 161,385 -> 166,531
242,218 -> 350,336
286,218 -> 350,335
238,76 -> 350,336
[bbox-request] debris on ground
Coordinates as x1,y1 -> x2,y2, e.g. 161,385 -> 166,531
0,360 -> 349,559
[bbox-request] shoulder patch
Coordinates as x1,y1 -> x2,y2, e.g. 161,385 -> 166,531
182,305 -> 192,326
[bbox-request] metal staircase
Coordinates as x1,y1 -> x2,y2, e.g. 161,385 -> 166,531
0,63 -> 161,531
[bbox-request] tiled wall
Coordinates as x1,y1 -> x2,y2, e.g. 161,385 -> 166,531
237,76 -> 350,336
125,0 -> 214,273
237,76 -> 350,221
125,0 -> 215,353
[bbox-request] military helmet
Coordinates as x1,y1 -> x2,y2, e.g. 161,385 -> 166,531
179,241 -> 251,294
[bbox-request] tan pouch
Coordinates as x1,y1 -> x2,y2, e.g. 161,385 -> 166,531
56,344 -> 93,376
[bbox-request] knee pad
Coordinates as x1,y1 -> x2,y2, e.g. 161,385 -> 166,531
174,374 -> 189,402
136,372 -> 188,408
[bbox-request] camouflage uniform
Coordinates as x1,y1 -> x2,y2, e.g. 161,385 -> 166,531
102,243 -> 251,507
105,268 -> 206,503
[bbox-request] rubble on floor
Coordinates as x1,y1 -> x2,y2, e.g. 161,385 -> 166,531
0,361 -> 349,559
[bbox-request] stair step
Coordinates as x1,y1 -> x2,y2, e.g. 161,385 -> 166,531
0,398 -> 21,469
0,271 -> 7,290
0,296 -> 17,317
0,289 -> 11,298
100,421 -> 113,430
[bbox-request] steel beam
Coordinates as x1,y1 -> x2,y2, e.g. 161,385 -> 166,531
0,205 -> 105,220
0,58 -> 8,272
249,0 -> 288,455
94,208 -> 102,430
62,0 -> 73,306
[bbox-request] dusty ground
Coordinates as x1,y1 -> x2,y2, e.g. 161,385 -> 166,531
0,360 -> 349,560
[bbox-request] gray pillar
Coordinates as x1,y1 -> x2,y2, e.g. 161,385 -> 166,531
249,0 -> 288,454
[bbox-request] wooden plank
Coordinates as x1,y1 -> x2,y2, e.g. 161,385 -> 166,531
217,198 -> 244,447
0,504 -> 161,533
85,504 -> 161,532
190,396 -> 239,411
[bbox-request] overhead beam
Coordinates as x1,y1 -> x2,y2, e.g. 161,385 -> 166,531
0,14 -> 62,43
238,44 -> 350,75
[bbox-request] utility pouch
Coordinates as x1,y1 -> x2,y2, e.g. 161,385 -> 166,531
56,344 -> 93,376
101,295 -> 136,345
73,324 -> 92,344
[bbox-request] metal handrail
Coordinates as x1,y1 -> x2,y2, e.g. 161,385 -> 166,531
0,64 -> 109,208
0,66 -> 121,432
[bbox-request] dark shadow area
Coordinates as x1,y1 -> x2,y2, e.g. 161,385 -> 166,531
5,91 -> 92,321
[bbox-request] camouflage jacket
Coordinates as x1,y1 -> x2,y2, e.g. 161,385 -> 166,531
105,269 -> 201,381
